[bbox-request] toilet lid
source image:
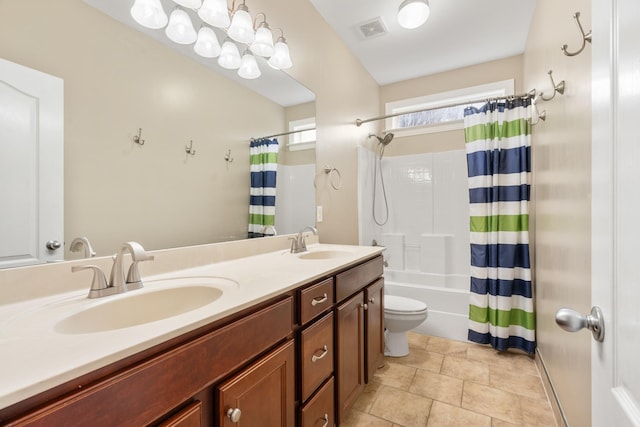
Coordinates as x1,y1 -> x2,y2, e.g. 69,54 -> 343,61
384,295 -> 427,314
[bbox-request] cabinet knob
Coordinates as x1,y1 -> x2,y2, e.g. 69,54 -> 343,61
321,413 -> 329,427
226,407 -> 242,423
361,303 -> 368,310
369,297 -> 375,304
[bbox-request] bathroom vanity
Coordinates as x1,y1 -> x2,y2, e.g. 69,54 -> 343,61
0,239 -> 384,426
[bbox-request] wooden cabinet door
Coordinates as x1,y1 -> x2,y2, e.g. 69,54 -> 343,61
335,292 -> 364,424
157,401 -> 202,427
365,279 -> 385,383
217,340 -> 295,427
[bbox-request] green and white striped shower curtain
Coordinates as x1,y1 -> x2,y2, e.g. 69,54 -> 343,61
248,138 -> 278,238
463,97 -> 535,354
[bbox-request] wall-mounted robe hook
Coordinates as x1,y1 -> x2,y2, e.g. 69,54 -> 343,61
540,70 -> 565,102
224,149 -> 234,163
561,12 -> 592,57
185,140 -> 196,156
133,128 -> 145,145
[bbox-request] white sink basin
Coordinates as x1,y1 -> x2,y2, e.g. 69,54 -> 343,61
296,250 -> 352,260
55,285 -> 224,334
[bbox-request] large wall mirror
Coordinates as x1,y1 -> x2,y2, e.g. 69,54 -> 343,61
0,0 -> 316,266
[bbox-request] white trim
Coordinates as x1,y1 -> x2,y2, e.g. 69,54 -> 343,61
384,79 -> 515,136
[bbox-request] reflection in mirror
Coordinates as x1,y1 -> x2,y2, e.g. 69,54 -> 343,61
0,0 -> 315,266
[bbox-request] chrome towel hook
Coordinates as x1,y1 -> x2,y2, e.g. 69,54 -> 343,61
185,140 -> 196,156
133,128 -> 145,145
561,12 -> 592,57
540,70 -> 565,102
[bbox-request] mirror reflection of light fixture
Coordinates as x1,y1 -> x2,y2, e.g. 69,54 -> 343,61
250,14 -> 274,57
166,7 -> 198,44
171,0 -> 203,9
194,25 -> 221,58
267,30 -> 292,70
218,38 -> 242,69
130,0 -> 168,29
238,50 -> 261,79
198,0 -> 230,28
398,0 -> 430,29
227,2 -> 255,44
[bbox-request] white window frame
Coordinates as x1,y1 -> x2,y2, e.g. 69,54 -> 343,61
384,79 -> 515,137
287,117 -> 316,151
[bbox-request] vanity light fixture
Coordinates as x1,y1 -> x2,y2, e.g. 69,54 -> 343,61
130,0 -> 168,29
194,25 -> 221,57
227,1 -> 255,44
250,14 -> 274,57
165,6 -> 198,44
397,0 -> 430,29
238,50 -> 261,79
128,0 -> 293,78
267,29 -> 292,70
218,37 -> 242,69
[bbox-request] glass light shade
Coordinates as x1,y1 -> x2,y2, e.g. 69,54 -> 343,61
398,0 -> 430,29
238,51 -> 261,79
194,26 -> 221,58
267,37 -> 292,70
130,0 -> 168,29
250,24 -> 274,57
165,7 -> 197,44
218,39 -> 242,69
197,0 -> 230,28
172,0 -> 202,8
227,5 -> 254,44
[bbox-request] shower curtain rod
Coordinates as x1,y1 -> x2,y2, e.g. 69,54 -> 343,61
354,89 -> 537,127
251,127 -> 316,142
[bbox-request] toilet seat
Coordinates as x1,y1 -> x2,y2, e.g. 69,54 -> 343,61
384,295 -> 427,315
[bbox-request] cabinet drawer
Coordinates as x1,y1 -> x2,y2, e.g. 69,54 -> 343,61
300,377 -> 334,427
299,278 -> 334,325
300,312 -> 334,402
335,256 -> 383,302
157,401 -> 202,427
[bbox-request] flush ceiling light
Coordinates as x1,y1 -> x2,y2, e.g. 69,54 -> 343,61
227,2 -> 255,44
166,7 -> 198,44
218,38 -> 242,69
130,0 -> 168,29
197,0 -> 230,28
398,0 -> 430,29
194,25 -> 221,58
238,50 -> 261,79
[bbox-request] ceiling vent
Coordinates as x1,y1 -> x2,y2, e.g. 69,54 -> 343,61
358,17 -> 388,39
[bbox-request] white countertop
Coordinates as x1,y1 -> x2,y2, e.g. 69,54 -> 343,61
0,243 -> 383,410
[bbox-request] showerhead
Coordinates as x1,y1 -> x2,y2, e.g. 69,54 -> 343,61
368,132 -> 394,146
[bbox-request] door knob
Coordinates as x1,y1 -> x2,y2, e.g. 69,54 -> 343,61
555,306 -> 605,342
46,240 -> 62,250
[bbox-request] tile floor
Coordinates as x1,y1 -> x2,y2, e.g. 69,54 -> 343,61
342,332 -> 557,427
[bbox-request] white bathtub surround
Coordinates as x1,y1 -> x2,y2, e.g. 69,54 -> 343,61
359,149 -> 471,342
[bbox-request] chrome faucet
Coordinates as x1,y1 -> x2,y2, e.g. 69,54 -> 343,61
290,226 -> 318,253
70,236 -> 96,258
72,241 -> 154,298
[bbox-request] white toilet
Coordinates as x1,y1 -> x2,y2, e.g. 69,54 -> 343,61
384,295 -> 429,357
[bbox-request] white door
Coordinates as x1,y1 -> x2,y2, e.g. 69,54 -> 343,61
0,57 -> 63,268
591,0 -> 640,424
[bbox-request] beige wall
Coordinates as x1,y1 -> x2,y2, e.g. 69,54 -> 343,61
0,0 -> 288,256
523,1 -> 592,426
378,56 -> 524,156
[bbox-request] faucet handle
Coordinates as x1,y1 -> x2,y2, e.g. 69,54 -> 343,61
72,265 -> 109,298
124,242 -> 154,284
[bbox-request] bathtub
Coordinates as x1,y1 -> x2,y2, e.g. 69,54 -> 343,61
383,268 -> 470,342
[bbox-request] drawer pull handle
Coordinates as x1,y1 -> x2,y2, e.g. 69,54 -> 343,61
311,293 -> 328,306
311,345 -> 329,362
226,408 -> 242,423
321,413 -> 329,427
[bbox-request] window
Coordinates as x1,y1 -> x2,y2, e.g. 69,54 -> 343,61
287,117 -> 316,151
385,79 -> 514,137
